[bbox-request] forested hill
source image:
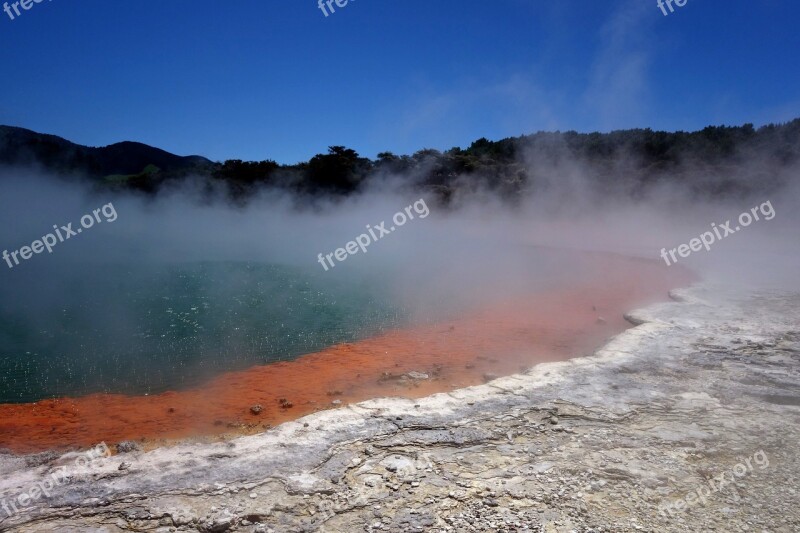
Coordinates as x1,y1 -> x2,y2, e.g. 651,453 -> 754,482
0,126 -> 214,189
2,120 -> 799,203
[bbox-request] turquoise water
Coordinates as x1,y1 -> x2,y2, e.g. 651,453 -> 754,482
0,262 -> 405,403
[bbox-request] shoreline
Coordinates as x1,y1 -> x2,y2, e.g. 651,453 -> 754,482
1,282 -> 798,531
0,255 -> 691,454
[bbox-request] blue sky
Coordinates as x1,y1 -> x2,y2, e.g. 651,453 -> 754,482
1,0 -> 798,164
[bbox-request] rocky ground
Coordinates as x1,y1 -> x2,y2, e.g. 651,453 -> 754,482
1,284 -> 799,532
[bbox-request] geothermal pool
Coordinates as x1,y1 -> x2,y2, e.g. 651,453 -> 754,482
0,262 -> 403,403
0,249 -> 692,453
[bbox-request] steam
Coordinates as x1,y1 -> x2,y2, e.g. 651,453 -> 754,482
1,146 -> 799,311
0,144 -> 798,400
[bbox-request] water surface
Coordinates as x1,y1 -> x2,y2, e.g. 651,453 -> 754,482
0,262 -> 403,402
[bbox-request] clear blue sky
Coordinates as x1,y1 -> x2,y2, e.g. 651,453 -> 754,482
1,0 -> 798,164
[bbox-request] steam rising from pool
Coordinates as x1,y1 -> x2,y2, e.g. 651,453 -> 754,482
0,162 -> 798,404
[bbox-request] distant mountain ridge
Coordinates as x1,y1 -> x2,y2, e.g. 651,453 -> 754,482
0,125 -> 213,178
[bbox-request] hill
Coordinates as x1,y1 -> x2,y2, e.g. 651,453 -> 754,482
0,126 -> 214,190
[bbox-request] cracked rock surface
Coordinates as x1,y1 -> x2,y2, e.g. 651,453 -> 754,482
1,284 -> 799,532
